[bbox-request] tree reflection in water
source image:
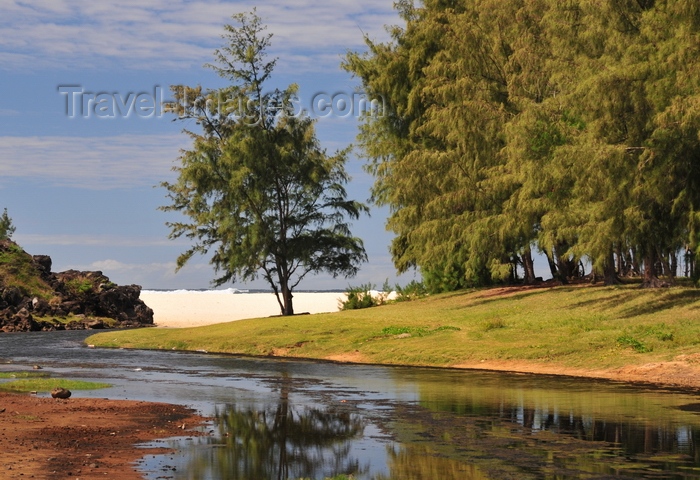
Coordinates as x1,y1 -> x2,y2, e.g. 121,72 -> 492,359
382,400 -> 700,479
178,374 -> 367,480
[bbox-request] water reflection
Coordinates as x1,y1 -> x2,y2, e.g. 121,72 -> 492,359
379,377 -> 700,479
4,332 -> 700,478
177,374 -> 367,480
380,444 -> 489,480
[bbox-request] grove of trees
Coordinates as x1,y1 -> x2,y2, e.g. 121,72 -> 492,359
344,0 -> 700,290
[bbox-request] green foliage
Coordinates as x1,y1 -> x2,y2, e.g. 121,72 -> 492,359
616,335 -> 651,353
421,265 -> 462,294
393,280 -> 428,302
0,208 -> 15,240
341,283 -> 379,310
162,11 -> 367,315
344,0 -> 700,289
65,278 -> 93,295
342,280 -> 428,309
381,326 -> 414,336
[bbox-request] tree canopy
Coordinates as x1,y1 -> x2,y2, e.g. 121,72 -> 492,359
0,208 -> 15,241
344,0 -> 700,289
162,11 -> 368,315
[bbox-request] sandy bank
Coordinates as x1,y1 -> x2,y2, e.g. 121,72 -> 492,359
0,392 -> 205,479
140,291 -> 347,328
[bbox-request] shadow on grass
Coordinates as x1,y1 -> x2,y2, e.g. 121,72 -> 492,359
617,290 -> 700,319
568,291 -> 634,311
450,286 -> 582,310
448,284 -> 700,318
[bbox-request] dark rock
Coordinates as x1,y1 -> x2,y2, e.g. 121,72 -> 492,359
31,297 -> 51,315
0,240 -> 155,333
32,255 -> 52,275
2,287 -> 23,307
50,387 -> 71,399
65,321 -> 85,330
95,285 -> 154,325
60,301 -> 83,315
1,308 -> 41,333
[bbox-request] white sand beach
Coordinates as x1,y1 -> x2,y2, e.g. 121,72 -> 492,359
140,290 -> 347,328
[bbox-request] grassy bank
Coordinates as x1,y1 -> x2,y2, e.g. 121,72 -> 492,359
0,376 -> 111,393
87,284 -> 700,374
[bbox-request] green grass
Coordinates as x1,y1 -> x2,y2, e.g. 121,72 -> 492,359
33,314 -> 118,327
298,477 -> 354,480
86,284 -> 700,372
0,242 -> 54,299
64,278 -> 94,295
0,378 -> 111,393
0,371 -> 50,379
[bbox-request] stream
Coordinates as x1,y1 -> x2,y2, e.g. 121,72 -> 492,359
2,330 -> 700,479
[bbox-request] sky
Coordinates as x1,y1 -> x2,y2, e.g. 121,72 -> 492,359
0,0 -> 425,290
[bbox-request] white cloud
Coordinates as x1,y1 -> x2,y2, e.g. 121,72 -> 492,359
70,256 -> 405,291
14,233 -> 185,248
66,258 -> 187,288
0,134 -> 187,189
59,257 -> 222,289
0,1 -> 398,73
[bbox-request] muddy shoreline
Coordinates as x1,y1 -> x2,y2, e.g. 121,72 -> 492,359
0,392 -> 207,479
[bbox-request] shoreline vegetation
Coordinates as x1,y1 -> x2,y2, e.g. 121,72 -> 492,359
88,282 -> 700,390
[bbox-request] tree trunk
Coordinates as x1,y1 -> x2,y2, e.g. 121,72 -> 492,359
629,248 -> 641,276
660,251 -> 676,286
603,248 -> 620,286
670,251 -> 678,278
522,248 -> 537,284
690,249 -> 697,280
545,249 -> 558,279
510,255 -> 519,284
268,266 -> 295,316
554,244 -> 570,284
642,248 -> 667,288
281,283 -> 294,316
615,245 -> 624,276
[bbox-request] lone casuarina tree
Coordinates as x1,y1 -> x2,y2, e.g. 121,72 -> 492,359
161,11 -> 368,315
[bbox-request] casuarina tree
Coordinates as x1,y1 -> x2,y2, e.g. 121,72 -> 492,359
162,11 -> 368,315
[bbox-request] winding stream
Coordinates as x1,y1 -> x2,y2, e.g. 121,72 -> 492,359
2,331 -> 700,479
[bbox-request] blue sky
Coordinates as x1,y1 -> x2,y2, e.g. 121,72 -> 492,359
0,0 -> 423,290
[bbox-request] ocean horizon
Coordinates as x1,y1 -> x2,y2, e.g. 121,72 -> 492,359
142,288 -> 348,294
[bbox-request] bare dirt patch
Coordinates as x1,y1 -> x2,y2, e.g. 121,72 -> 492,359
0,392 -> 207,479
452,356 -> 700,390
325,351 -> 370,364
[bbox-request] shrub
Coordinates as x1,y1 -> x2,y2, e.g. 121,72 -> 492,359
340,283 -> 378,310
617,335 -> 650,353
65,278 -> 94,295
394,280 -> 428,302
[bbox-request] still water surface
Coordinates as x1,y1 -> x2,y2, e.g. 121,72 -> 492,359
2,331 -> 700,479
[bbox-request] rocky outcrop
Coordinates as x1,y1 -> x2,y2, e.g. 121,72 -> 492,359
0,240 -> 153,333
